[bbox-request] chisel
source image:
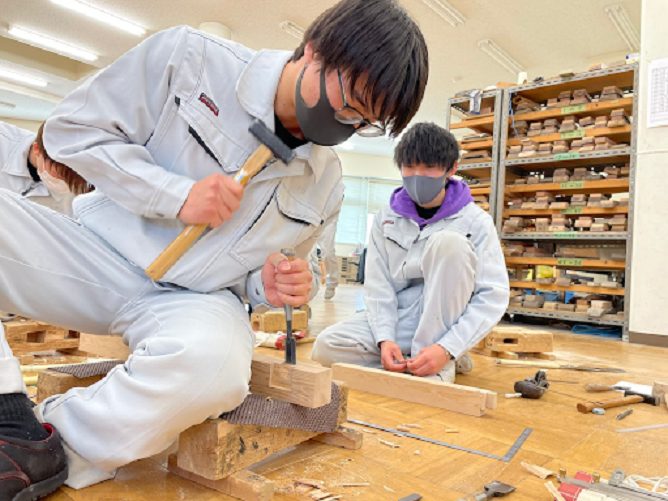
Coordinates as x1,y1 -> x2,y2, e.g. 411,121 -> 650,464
281,248 -> 297,365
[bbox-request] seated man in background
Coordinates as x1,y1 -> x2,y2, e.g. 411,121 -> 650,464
0,121 -> 91,214
313,122 -> 509,382
317,217 -> 340,299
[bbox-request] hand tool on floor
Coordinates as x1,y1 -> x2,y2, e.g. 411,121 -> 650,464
348,419 -> 532,463
456,481 -> 515,501
496,359 -> 626,373
280,247 -> 298,365
577,391 -> 658,414
514,370 -> 549,399
616,408 -> 633,421
146,118 -> 296,281
586,380 -> 654,395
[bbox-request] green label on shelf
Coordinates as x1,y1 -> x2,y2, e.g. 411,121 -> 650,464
560,180 -> 585,189
562,207 -> 583,214
554,232 -> 579,238
554,152 -> 581,161
562,104 -> 587,114
557,258 -> 583,266
560,130 -> 585,140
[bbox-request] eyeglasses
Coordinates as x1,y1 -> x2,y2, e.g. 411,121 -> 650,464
334,70 -> 386,138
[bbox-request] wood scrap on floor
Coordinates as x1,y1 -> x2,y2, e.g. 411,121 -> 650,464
521,461 -> 556,479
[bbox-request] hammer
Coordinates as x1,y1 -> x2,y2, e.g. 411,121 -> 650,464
146,119 -> 296,281
577,390 -> 659,414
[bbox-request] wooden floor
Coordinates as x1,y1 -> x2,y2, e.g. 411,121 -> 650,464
45,284 -> 668,500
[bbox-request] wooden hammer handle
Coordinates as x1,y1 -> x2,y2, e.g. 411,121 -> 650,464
577,394 -> 644,413
145,145 -> 273,281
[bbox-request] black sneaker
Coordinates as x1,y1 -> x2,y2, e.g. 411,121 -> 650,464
0,424 -> 68,501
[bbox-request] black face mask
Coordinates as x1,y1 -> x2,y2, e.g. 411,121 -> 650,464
295,65 -> 356,147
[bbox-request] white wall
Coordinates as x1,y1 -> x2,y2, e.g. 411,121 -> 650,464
629,0 -> 668,341
336,151 -> 400,181
0,117 -> 41,132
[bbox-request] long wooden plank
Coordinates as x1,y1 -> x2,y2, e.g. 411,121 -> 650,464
484,328 -> 553,353
507,125 -> 631,146
504,256 -> 626,270
250,353 -> 332,408
509,280 -> 625,296
510,97 -> 633,122
176,382 -> 348,480
331,363 -> 496,417
504,207 -> 627,217
36,370 -> 105,402
505,178 -> 629,195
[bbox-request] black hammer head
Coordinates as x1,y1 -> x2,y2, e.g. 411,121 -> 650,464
249,118 -> 295,165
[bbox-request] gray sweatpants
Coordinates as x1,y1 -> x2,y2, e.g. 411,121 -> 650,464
312,230 -> 477,383
0,190 -> 254,488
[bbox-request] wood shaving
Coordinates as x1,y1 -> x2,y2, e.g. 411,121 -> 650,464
379,439 -> 400,448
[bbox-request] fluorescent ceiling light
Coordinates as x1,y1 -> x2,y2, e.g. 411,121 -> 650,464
9,26 -> 98,62
279,21 -> 305,40
0,67 -> 48,88
0,100 -> 16,110
478,39 -> 524,76
421,0 -> 465,27
50,0 -> 146,37
604,4 -> 640,52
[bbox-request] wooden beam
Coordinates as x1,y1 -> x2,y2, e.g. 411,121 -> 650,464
168,456 -> 274,501
176,382 -> 348,481
4,319 -> 80,354
36,370 -> 105,403
250,353 -> 332,408
331,364 -> 496,417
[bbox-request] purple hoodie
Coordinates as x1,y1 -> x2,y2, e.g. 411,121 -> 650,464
389,178 -> 474,227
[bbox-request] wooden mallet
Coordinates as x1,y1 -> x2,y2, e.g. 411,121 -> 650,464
146,119 -> 295,281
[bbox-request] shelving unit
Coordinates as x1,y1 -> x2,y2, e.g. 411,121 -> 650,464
495,65 -> 639,338
445,89 -> 504,219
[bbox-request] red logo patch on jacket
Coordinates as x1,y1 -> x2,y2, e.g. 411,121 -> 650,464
199,93 -> 219,116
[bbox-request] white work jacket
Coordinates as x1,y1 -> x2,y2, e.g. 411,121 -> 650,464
0,122 -> 49,197
365,203 -> 510,358
44,26 -> 344,303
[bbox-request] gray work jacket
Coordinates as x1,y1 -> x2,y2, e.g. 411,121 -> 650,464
44,26 -> 344,303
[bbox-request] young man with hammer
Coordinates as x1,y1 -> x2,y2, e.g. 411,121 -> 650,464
0,0 -> 428,496
312,123 -> 509,382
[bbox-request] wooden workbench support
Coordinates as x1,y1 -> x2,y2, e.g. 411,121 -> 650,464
36,370 -> 105,403
176,382 -> 348,481
331,363 -> 496,417
3,319 -> 80,354
250,353 -> 332,408
168,455 -> 274,501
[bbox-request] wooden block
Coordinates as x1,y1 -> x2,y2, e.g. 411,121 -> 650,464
484,328 -> 553,353
250,353 -> 332,408
310,425 -> 363,450
176,382 -> 348,480
331,363 -> 495,417
36,370 -> 105,403
168,456 -> 274,501
652,381 -> 668,408
3,319 -> 80,354
250,310 -> 308,333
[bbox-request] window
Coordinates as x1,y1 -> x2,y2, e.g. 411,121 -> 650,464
335,176 -> 401,245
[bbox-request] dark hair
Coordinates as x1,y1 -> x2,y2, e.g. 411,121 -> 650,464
35,123 -> 92,195
291,0 -> 428,136
393,122 -> 459,171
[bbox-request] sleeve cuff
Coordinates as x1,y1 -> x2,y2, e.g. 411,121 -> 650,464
145,173 -> 195,219
373,331 -> 396,347
437,337 -> 464,360
245,270 -> 266,307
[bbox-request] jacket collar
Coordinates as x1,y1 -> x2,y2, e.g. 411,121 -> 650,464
236,49 -> 326,183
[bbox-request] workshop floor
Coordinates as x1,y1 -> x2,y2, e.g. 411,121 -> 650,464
46,284 -> 668,500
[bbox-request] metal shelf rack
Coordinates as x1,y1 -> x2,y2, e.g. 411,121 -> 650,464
495,64 -> 639,339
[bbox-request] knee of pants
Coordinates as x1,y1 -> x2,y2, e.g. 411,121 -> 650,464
311,328 -> 341,367
146,334 -> 251,416
424,231 -> 473,261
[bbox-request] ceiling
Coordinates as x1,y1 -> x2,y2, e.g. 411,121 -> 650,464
0,0 -> 641,156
